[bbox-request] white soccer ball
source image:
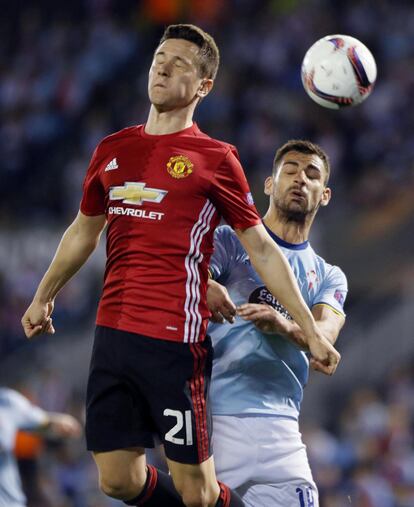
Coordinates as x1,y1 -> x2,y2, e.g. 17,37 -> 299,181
301,34 -> 377,109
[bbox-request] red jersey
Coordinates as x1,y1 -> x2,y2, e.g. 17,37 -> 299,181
80,123 -> 260,343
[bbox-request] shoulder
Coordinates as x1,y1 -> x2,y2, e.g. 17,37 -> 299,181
312,249 -> 348,288
0,388 -> 27,410
192,128 -> 238,159
101,125 -> 141,144
95,125 -> 141,154
327,264 -> 347,284
0,387 -> 12,406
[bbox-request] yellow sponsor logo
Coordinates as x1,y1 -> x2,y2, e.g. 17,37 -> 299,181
109,182 -> 167,205
167,155 -> 193,179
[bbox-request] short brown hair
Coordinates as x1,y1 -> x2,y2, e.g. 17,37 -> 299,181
158,24 -> 220,80
272,140 -> 331,184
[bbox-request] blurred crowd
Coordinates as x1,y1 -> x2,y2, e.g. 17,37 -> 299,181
304,361 -> 414,507
2,1 -> 414,506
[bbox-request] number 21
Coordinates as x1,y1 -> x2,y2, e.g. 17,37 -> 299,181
164,409 -> 193,445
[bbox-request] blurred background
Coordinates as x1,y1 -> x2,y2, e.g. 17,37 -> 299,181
1,0 -> 414,505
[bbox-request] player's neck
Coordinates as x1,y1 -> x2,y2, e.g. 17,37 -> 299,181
145,104 -> 195,135
262,212 -> 312,244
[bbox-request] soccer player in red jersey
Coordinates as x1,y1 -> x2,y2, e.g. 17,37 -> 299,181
22,24 -> 340,507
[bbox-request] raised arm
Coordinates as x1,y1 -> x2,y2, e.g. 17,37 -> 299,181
21,211 -> 106,338
235,223 -> 340,374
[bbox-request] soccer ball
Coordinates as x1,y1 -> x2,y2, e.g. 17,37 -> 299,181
301,35 -> 377,109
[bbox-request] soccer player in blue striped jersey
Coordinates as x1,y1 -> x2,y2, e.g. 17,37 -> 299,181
207,140 -> 347,507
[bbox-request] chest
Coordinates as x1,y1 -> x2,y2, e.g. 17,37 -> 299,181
100,143 -> 213,207
227,251 -> 322,309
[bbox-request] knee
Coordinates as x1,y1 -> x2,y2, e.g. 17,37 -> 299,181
180,484 -> 219,507
181,494 -> 204,507
99,476 -> 144,500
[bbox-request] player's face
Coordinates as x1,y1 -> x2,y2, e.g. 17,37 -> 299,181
265,151 -> 331,219
148,39 -> 211,111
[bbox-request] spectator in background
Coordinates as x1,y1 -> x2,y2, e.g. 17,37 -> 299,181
0,386 -> 81,507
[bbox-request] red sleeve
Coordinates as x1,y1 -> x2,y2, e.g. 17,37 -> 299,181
209,148 -> 261,230
79,145 -> 106,216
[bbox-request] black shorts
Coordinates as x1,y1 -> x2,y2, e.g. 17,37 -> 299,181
85,325 -> 213,464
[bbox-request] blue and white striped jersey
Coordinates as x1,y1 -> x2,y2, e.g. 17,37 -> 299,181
209,225 -> 347,419
0,388 -> 47,507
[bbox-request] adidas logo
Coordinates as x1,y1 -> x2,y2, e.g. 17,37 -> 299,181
105,158 -> 119,171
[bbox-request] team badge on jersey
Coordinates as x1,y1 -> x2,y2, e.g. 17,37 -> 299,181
245,192 -> 254,205
306,270 -> 319,290
167,155 -> 193,179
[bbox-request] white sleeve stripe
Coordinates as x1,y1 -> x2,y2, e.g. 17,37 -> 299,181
184,200 -> 216,343
190,203 -> 216,342
184,200 -> 217,343
184,201 -> 211,343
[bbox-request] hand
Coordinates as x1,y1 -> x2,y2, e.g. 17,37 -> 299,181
238,303 -> 340,375
237,303 -> 295,336
207,279 -> 236,323
307,331 -> 341,376
21,300 -> 55,338
47,413 -> 82,438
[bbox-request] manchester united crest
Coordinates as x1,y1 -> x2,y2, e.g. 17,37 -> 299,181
167,155 -> 193,179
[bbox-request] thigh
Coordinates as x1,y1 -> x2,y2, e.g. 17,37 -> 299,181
138,336 -> 214,465
256,418 -> 316,485
86,326 -> 156,452
242,417 -> 319,507
212,415 -> 257,490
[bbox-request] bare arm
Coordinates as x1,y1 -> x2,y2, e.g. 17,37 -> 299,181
238,303 -> 344,348
21,211 -> 106,338
237,302 -> 344,374
308,304 -> 344,345
235,224 -> 340,374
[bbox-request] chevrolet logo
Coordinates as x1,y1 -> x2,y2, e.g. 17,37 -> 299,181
109,182 -> 167,206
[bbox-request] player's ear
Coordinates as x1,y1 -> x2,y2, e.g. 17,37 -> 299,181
264,176 -> 273,196
197,79 -> 213,98
320,186 -> 331,206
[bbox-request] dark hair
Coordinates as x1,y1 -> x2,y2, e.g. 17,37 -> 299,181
272,140 -> 331,184
158,24 -> 220,80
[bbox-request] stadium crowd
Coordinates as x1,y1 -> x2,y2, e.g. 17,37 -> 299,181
305,361 -> 414,507
2,0 -> 414,505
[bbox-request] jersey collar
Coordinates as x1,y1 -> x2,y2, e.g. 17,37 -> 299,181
263,223 -> 309,250
140,122 -> 200,139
